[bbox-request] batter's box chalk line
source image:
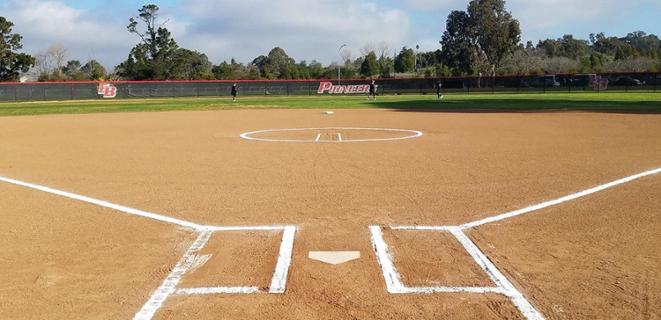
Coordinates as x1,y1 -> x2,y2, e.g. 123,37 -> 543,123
0,176 -> 297,320
370,226 -> 543,320
372,167 -> 661,320
1,167 -> 659,320
133,226 -> 296,320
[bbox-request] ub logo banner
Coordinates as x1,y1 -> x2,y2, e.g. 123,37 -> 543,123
98,83 -> 118,98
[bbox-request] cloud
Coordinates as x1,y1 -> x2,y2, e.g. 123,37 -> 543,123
407,0 -> 661,48
1,0 -> 659,70
2,0 -> 410,67
180,0 -> 410,64
404,0 -> 463,11
1,0 -> 135,67
506,0 -> 660,41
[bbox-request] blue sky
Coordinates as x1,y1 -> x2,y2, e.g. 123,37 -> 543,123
2,0 -> 660,68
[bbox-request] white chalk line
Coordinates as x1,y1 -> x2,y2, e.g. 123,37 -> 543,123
399,286 -> 507,295
369,225 -> 508,295
0,175 -> 297,234
0,175 -> 203,230
461,167 -> 661,229
0,175 -> 297,318
370,225 -> 544,319
389,168 -> 661,231
133,226 -> 296,320
369,226 -> 406,293
269,226 -> 297,293
449,227 -> 544,320
176,287 -> 260,295
381,168 -> 661,320
240,127 -> 423,143
134,231 -> 213,320
203,225 -> 296,232
4,167 -> 659,319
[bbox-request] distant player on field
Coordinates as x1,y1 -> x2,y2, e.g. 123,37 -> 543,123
231,83 -> 238,102
436,79 -> 444,100
368,80 -> 377,100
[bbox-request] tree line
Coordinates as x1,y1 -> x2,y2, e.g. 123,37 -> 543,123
1,1 -> 659,82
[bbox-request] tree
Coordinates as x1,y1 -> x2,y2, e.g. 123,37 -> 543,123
116,4 -> 179,80
170,49 -> 213,80
360,51 -> 380,77
266,47 -> 296,79
249,47 -> 300,79
62,60 -> 84,80
0,17 -> 35,81
307,60 -> 325,79
394,47 -> 415,73
440,10 -> 480,75
35,44 -> 68,81
467,0 -> 521,75
81,60 -> 106,80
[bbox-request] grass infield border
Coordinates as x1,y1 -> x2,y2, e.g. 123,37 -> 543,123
0,92 -> 660,117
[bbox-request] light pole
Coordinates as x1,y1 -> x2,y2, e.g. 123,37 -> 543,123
338,44 -> 347,85
414,44 -> 420,73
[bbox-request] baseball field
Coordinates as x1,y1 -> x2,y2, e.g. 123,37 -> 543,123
1,93 -> 660,320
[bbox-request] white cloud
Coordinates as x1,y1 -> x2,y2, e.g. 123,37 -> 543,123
404,0 -> 463,11
506,0 -> 660,41
409,0 -> 660,51
180,0 -> 410,64
2,0 -> 411,67
2,0 -> 135,67
1,0 -> 658,69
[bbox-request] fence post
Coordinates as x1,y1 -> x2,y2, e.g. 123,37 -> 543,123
14,84 -> 18,101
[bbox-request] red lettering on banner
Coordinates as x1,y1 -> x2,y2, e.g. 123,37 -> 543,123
317,82 -> 370,95
98,83 -> 117,98
317,82 -> 334,94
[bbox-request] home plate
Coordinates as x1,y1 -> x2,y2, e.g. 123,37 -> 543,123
308,251 -> 360,265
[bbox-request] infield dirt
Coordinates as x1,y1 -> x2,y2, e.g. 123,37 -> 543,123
1,108 -> 660,319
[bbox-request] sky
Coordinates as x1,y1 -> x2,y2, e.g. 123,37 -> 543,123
1,0 -> 660,69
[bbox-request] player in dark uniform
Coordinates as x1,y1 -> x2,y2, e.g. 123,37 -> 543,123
436,79 -> 444,100
368,80 -> 377,100
231,83 -> 238,102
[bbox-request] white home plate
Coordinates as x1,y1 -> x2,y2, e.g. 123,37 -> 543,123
308,251 -> 361,265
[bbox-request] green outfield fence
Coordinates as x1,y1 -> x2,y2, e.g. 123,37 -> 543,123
0,72 -> 659,102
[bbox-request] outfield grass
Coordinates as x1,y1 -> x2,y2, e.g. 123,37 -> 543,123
0,92 -> 660,116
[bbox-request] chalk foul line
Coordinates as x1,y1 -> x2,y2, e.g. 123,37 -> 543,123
462,167 -> 661,229
0,175 -> 203,231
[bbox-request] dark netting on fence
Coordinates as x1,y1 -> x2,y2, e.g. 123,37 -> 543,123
1,72 -> 659,102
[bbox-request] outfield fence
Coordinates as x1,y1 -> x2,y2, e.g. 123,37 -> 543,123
0,72 -> 659,102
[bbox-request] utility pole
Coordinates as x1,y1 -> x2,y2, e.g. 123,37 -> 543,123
338,44 -> 347,85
